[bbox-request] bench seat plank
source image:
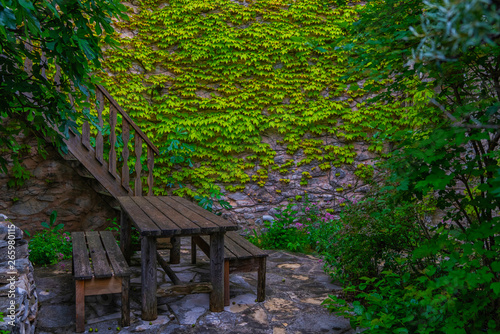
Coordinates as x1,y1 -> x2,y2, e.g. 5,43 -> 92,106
85,231 -> 113,278
197,232 -> 267,261
198,235 -> 239,260
72,231 -> 130,332
72,232 -> 93,280
227,232 -> 267,258
100,231 -> 130,277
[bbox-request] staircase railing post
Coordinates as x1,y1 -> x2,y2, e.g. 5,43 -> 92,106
122,120 -> 130,192
95,89 -> 104,164
147,146 -> 154,196
109,105 -> 118,178
134,136 -> 143,196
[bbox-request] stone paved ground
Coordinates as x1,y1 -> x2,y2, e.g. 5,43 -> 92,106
34,238 -> 355,334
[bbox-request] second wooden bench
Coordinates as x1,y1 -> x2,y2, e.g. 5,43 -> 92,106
72,231 -> 130,332
191,231 -> 268,306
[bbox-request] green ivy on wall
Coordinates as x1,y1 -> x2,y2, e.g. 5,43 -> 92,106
97,0 -> 438,197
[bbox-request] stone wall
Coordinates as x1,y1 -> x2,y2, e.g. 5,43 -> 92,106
0,133 -> 118,235
0,217 -> 37,334
217,133 -> 378,230
109,2 -> 380,231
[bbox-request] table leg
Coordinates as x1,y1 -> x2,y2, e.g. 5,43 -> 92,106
120,211 -> 131,264
141,236 -> 157,320
170,236 -> 181,264
209,232 -> 224,312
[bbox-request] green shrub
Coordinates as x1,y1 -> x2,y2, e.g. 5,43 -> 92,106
248,195 -> 342,254
323,191 -> 433,286
323,126 -> 500,332
26,211 -> 72,266
324,222 -> 500,333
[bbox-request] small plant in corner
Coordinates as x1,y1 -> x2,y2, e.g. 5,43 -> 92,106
105,217 -> 140,248
25,211 -> 72,266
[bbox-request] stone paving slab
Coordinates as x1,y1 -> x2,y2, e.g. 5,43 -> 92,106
34,238 -> 355,334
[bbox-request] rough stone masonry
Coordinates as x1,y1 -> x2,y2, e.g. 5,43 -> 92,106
0,216 -> 38,334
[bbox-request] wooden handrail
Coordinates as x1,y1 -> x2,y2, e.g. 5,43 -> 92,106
96,85 -> 160,155
32,52 -> 159,196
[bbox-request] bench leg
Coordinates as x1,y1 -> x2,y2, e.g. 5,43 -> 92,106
224,260 -> 230,306
257,257 -> 266,302
141,236 -> 158,321
121,276 -> 130,327
170,236 -> 181,264
75,280 -> 85,332
209,232 -> 224,312
191,237 -> 197,264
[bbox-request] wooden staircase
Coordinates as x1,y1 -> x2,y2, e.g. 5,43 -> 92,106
61,85 -> 159,209
25,52 -> 159,209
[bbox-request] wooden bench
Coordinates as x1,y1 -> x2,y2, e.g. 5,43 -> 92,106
191,231 -> 268,306
72,231 -> 131,332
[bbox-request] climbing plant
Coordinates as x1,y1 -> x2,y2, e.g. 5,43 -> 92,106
98,0 -> 439,196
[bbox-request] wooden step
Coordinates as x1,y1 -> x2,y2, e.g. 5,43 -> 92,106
75,165 -> 96,179
64,130 -> 132,198
91,182 -> 113,197
62,151 -> 78,161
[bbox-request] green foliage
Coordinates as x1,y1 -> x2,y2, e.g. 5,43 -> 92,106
105,216 -> 140,248
194,184 -> 232,213
247,195 -> 341,254
413,0 -> 500,62
323,191 -> 432,286
26,211 -> 72,266
0,0 -> 127,183
99,0 -> 434,196
321,0 -> 500,332
353,163 -> 373,180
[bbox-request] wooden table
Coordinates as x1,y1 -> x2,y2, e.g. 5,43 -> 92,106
117,196 -> 238,321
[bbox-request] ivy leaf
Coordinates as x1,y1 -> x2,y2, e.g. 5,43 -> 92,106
491,282 -> 500,295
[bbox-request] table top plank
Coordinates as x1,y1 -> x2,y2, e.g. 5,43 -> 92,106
147,197 -> 201,235
131,197 -> 184,237
158,197 -> 223,234
118,196 -> 238,236
169,196 -> 238,231
85,231 -> 113,278
118,196 -> 162,236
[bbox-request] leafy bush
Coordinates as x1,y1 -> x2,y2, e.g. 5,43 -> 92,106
247,195 -> 341,254
323,191 -> 433,286
26,211 -> 72,266
323,127 -> 500,332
